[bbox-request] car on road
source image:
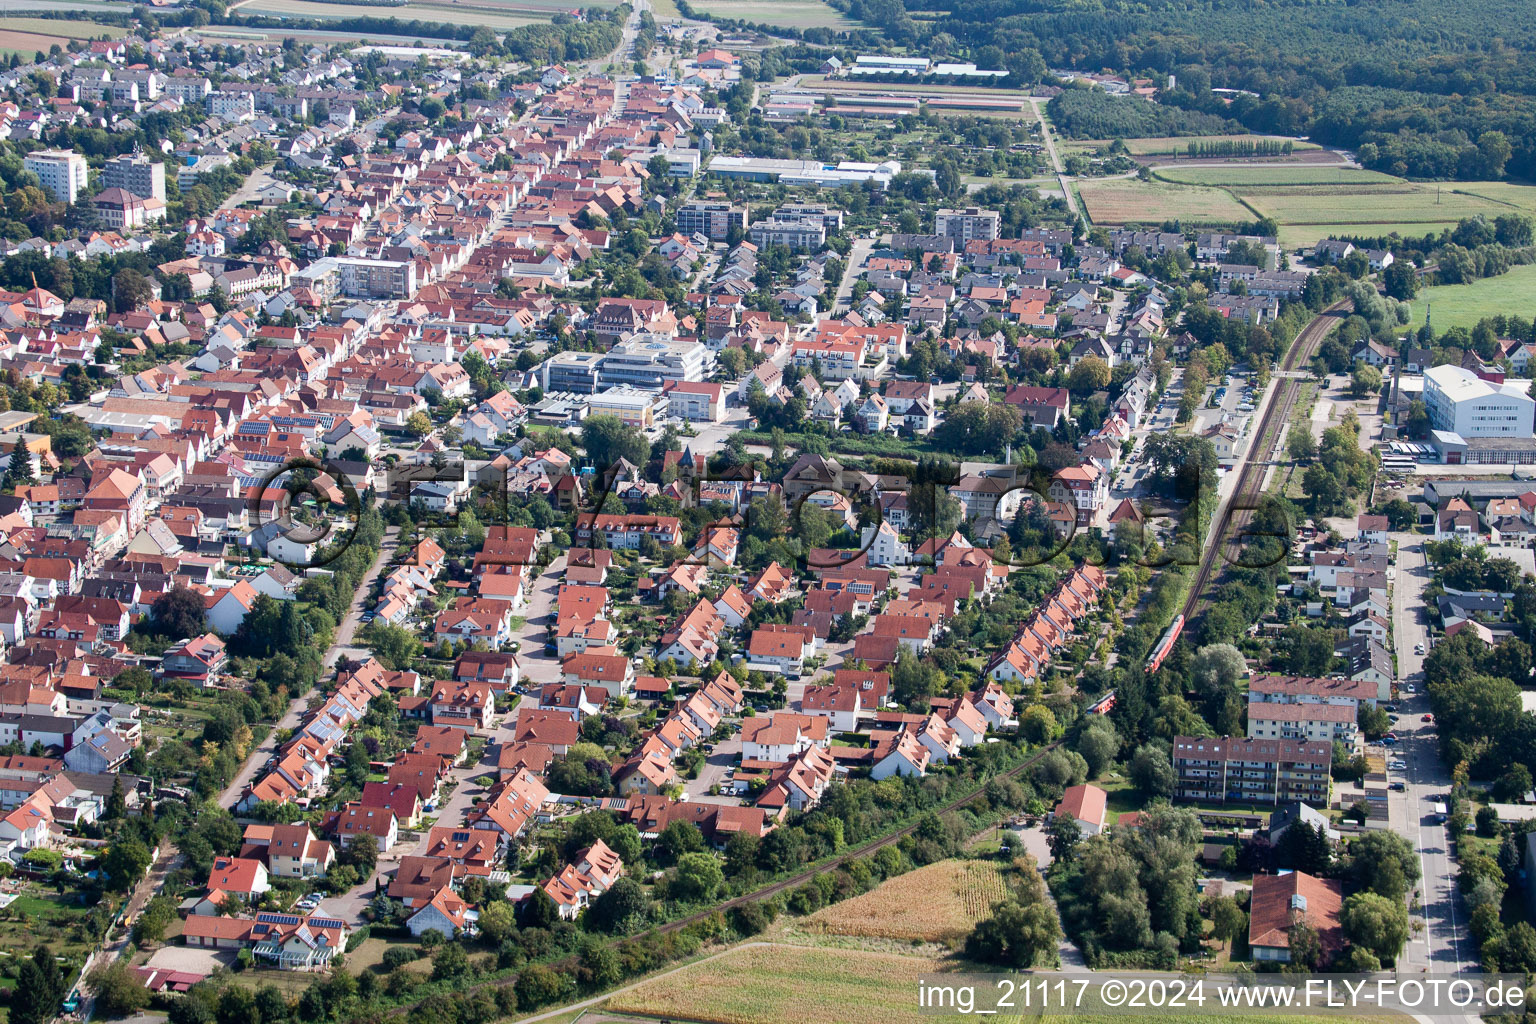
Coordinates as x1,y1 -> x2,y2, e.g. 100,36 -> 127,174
1390,760 -> 1407,770
1390,782 -> 1406,791
1414,643 -> 1425,654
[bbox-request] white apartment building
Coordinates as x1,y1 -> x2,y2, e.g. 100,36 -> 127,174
1246,701 -> 1360,748
24,150 -> 88,204
935,207 -> 1001,243
1424,364 -> 1536,438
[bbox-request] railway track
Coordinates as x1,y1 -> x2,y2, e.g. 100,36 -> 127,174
1178,299 -> 1352,622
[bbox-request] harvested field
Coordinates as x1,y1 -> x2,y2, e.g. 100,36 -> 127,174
1155,165 -> 1398,186
602,942 -> 1401,1024
0,17 -> 126,58
687,0 -> 855,28
1077,177 -> 1252,226
803,858 -> 1010,942
606,943 -> 957,1024
240,0 -> 606,28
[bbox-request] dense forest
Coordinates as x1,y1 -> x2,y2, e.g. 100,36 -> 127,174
839,0 -> 1536,181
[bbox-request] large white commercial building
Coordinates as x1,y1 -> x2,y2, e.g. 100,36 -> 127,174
24,150 -> 88,204
1424,365 -> 1535,438
707,156 -> 902,190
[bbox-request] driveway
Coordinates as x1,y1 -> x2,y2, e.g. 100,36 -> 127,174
507,552 -> 566,689
145,946 -> 236,974
684,733 -> 742,802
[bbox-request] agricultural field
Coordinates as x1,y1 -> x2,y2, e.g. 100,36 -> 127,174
803,858 -> 1010,943
1399,263 -> 1536,337
605,943 -> 962,1024
1155,165 -> 1399,186
0,17 -> 126,59
1065,134 -> 1321,157
240,0 -> 593,29
686,0 -> 855,28
603,942 -> 1398,1024
1077,177 -> 1252,226
1076,167 -> 1536,249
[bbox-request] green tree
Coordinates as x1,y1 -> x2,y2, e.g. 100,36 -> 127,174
1287,423 -> 1317,461
1349,830 -> 1420,900
88,961 -> 149,1018
150,585 -> 208,638
1350,363 -> 1383,399
1068,355 -> 1111,395
1209,895 -> 1246,948
1341,891 -> 1410,963
965,896 -> 1061,967
1046,814 -> 1081,860
101,838 -> 152,891
1129,743 -> 1175,797
580,414 -> 650,471
670,852 -> 724,902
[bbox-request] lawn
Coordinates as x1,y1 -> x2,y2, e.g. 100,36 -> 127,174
1077,178 -> 1253,226
1398,263 -> 1536,337
1155,166 -> 1400,187
0,886 -> 105,967
686,0 -> 856,28
802,858 -> 1011,943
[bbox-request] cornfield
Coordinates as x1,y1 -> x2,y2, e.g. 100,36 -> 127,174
804,859 -> 1012,943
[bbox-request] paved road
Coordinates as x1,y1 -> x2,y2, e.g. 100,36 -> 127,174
832,236 -> 875,313
1388,534 -> 1471,973
218,526 -> 403,810
218,163 -> 278,210
1027,98 -> 1076,218
683,733 -> 743,803
509,551 -> 567,690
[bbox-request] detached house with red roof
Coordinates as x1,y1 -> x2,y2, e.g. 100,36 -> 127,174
193,856 -> 271,915
429,678 -> 495,731
241,823 -> 334,879
327,803 -> 399,852
561,647 -> 634,697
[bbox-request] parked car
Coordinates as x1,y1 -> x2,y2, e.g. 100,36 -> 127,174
1422,713 -> 1435,722
1390,782 -> 1406,791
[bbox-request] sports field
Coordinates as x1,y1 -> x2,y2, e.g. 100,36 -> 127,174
0,17 -> 126,58
687,0 -> 856,28
1401,263 -> 1536,336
